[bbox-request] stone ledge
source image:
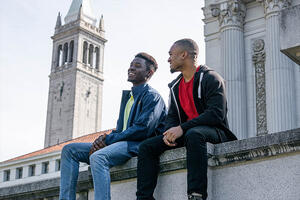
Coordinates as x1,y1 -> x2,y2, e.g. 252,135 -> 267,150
111,128 -> 300,178
0,128 -> 299,199
211,128 -> 300,166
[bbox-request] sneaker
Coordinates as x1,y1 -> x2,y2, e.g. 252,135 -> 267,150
188,192 -> 203,200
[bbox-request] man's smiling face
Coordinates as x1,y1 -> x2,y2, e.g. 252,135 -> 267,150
127,57 -> 149,86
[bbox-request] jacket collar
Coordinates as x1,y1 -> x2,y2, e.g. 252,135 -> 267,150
131,83 -> 148,99
168,74 -> 182,88
167,65 -> 211,89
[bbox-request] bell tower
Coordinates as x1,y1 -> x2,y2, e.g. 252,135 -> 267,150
44,0 -> 107,147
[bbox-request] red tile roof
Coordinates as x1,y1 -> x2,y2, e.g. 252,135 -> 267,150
1,129 -> 112,164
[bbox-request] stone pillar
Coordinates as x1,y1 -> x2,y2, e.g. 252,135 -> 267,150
211,0 -> 247,139
252,39 -> 268,136
295,65 -> 300,128
259,0 -> 297,133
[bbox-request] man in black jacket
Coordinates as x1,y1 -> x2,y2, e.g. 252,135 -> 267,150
136,39 -> 237,200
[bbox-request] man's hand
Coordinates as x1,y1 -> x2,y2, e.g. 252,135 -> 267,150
162,126 -> 183,147
89,134 -> 107,156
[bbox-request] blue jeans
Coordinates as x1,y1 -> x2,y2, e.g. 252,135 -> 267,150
59,141 -> 133,200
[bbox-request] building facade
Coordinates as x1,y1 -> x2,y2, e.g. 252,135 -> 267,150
203,0 -> 300,139
0,0 -> 300,199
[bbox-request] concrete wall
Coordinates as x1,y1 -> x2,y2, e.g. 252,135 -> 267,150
1,129 -> 299,200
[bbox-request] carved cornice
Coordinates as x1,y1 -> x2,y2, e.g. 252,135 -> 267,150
211,141 -> 300,166
210,0 -> 246,29
210,128 -> 300,166
257,0 -> 292,15
252,39 -> 268,136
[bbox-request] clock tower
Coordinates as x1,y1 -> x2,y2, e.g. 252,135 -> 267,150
44,0 -> 107,147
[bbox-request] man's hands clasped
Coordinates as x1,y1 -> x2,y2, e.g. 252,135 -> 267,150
163,126 -> 183,147
89,133 -> 107,156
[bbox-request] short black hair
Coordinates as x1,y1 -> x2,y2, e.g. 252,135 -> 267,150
174,38 -> 199,59
135,52 -> 158,72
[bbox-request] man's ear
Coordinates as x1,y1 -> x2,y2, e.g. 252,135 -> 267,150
147,69 -> 154,79
181,51 -> 188,59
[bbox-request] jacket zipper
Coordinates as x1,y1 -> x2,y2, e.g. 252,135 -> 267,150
170,78 -> 182,124
170,71 -> 204,124
198,72 -> 204,99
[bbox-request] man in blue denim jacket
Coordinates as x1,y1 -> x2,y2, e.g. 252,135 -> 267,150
59,52 -> 166,200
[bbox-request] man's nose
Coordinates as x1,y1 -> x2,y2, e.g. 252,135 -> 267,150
128,67 -> 135,72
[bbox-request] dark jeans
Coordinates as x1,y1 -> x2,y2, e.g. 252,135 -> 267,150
136,125 -> 226,200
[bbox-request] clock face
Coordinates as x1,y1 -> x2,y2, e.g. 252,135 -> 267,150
80,75 -> 98,102
53,81 -> 72,102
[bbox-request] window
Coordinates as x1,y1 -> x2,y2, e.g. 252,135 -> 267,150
16,167 -> 23,179
82,41 -> 88,64
69,40 -> 74,62
28,164 -> 36,177
57,45 -> 63,67
88,44 -> 94,67
95,47 -> 100,70
3,170 -> 10,181
55,159 -> 61,171
42,162 -> 49,174
63,42 -> 68,64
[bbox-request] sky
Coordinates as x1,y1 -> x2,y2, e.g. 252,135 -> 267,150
0,0 -> 205,162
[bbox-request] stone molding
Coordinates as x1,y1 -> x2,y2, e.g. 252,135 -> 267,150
211,128 -> 300,166
252,39 -> 268,136
257,0 -> 292,15
210,0 -> 246,30
1,129 -> 299,199
54,19 -> 106,41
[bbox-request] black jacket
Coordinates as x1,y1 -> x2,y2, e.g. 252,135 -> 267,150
164,65 -> 237,142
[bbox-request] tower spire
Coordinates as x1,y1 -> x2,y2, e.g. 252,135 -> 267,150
64,0 -> 96,25
55,12 -> 62,29
99,15 -> 105,38
99,15 -> 105,31
77,4 -> 83,20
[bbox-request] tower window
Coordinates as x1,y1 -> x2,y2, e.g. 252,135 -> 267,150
16,167 -> 23,179
88,44 -> 94,67
63,43 -> 68,65
28,164 -> 36,177
95,47 -> 100,70
4,170 -> 10,181
57,45 -> 63,67
69,40 -> 74,63
83,41 -> 88,64
42,162 -> 49,174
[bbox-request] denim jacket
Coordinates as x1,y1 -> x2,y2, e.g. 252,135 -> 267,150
105,83 -> 166,155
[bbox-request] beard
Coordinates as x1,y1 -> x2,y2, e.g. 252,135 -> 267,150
170,64 -> 182,73
170,68 -> 177,73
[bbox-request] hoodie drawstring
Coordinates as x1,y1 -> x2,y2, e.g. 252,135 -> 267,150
198,72 -> 204,99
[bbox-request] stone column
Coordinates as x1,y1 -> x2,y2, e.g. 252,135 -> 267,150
259,0 -> 297,133
211,0 -> 247,139
252,39 -> 268,136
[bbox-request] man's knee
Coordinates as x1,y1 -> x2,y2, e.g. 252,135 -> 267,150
61,143 -> 77,158
89,151 -> 108,167
138,136 -> 162,156
184,126 -> 208,143
138,139 -> 152,155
